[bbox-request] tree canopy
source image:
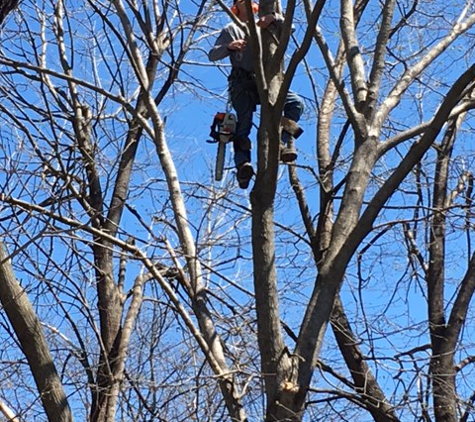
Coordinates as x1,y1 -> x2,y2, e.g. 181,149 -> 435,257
0,0 -> 474,421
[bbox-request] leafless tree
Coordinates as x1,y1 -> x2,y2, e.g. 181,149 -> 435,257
0,0 -> 235,421
0,0 -> 475,421
239,0 -> 475,420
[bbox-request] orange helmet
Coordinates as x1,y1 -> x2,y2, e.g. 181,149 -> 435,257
231,1 -> 259,15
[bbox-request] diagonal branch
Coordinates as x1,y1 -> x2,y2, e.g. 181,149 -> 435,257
331,297 -> 400,422
0,398 -> 20,422
289,163 -> 400,422
375,12 -> 475,128
380,98 -> 475,155
278,0 -> 327,112
0,241 -> 73,422
353,64 -> 475,255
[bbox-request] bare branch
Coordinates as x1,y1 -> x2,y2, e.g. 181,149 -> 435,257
375,12 -> 475,128
365,0 -> 396,119
340,0 -> 367,112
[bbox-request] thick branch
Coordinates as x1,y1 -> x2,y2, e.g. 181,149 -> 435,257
288,164 -> 399,422
354,64 -> 475,258
340,0 -> 367,111
365,0 -> 396,119
375,13 -> 475,128
0,242 -> 73,422
428,114 -> 466,422
331,297 -> 400,422
0,0 -> 18,25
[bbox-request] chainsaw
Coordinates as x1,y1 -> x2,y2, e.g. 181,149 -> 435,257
207,111 -> 237,181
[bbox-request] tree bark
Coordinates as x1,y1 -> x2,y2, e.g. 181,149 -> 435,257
0,0 -> 17,25
0,241 -> 73,422
331,298 -> 400,422
427,114 -> 475,422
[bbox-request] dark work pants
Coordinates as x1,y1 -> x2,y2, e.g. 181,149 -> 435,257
229,74 -> 304,167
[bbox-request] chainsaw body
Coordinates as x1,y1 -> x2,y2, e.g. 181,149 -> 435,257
208,112 -> 237,181
210,112 -> 237,144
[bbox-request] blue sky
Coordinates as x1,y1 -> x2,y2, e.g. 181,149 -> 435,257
0,0 -> 475,420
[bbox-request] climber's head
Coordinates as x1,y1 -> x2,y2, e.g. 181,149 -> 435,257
231,0 -> 259,19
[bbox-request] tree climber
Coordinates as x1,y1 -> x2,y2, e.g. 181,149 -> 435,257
208,0 -> 305,189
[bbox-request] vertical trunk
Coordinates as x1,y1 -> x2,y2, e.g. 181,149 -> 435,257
90,242 -> 123,422
72,104 -> 123,422
251,109 -> 293,419
428,119 -> 457,422
250,1 -> 295,418
431,350 -> 457,422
